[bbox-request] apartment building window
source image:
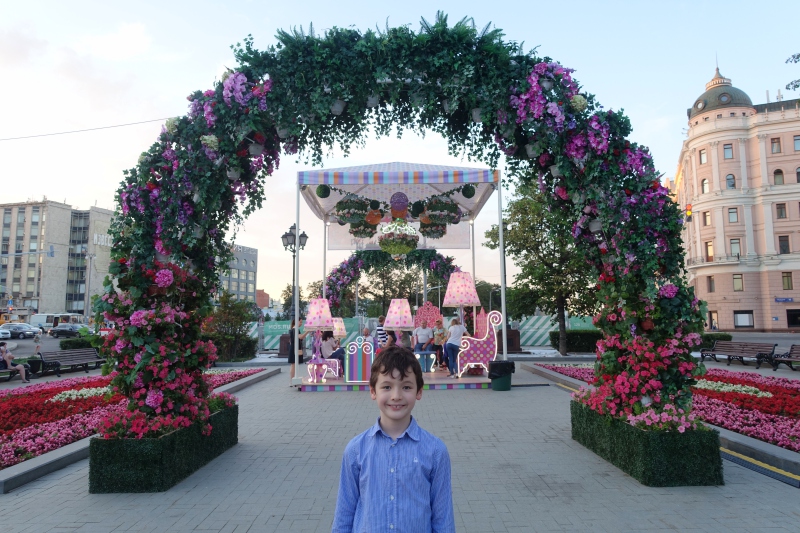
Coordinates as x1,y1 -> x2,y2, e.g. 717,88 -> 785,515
795,135 -> 800,151
783,272 -> 794,290
705,241 -> 714,261
730,239 -> 741,257
248,271 -> 254,281
776,203 -> 787,219
17,211 -> 25,224
231,281 -> 238,292
797,167 -> 800,183
703,211 -> 712,226
248,283 -> 255,293
771,138 -> 781,153
733,310 -> 754,328
726,174 -> 736,189
779,236 -> 790,254
774,169 -> 784,185
732,274 -> 744,292
728,208 -> 738,223
699,149 -> 707,164
707,276 -> 715,293
723,144 -> 733,159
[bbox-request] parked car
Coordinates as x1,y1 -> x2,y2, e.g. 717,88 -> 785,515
49,324 -> 83,338
0,323 -> 37,339
0,329 -> 10,340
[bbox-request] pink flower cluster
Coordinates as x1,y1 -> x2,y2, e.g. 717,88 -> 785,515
626,403 -> 698,433
154,268 -> 174,288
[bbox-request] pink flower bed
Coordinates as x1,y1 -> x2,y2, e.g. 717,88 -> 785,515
540,364 -> 800,452
1,369 -> 263,469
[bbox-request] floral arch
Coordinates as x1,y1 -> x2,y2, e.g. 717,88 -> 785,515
96,13 -> 704,438
324,250 -> 460,314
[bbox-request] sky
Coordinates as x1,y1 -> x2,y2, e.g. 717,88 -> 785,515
1,0 -> 798,303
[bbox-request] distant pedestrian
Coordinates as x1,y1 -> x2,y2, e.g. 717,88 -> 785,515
374,315 -> 388,347
332,346 -> 455,533
288,318 -> 309,385
444,318 -> 467,378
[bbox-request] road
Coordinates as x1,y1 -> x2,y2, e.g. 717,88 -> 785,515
5,332 -> 78,356
727,331 -> 800,352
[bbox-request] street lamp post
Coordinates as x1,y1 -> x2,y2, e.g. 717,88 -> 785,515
489,287 -> 500,311
280,224 -> 308,319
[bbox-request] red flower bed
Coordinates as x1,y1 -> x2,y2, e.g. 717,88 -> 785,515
540,364 -> 800,451
1,369 -> 263,469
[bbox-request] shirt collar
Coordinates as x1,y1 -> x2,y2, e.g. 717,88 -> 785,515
368,416 -> 421,442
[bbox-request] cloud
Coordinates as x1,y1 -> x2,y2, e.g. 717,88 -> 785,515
73,23 -> 152,61
0,27 -> 48,67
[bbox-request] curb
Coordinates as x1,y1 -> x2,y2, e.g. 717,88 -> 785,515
0,368 -> 281,494
522,363 -> 800,480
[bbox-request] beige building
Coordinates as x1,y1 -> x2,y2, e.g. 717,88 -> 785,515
671,70 -> 800,331
1,199 -> 112,321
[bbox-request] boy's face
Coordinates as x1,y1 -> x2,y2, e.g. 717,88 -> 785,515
370,366 -> 422,425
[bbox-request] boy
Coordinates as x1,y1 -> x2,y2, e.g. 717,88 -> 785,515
332,346 -> 455,533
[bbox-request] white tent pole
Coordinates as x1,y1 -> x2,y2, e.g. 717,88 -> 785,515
322,217 -> 327,299
497,181 -> 508,361
294,182 -> 301,384
470,219 -> 476,283
423,269 -> 428,304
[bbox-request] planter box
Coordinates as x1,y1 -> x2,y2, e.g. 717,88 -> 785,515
89,405 -> 238,493
570,401 -> 723,487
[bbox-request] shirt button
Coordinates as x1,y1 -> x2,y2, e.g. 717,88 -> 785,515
389,525 -> 394,529
390,468 -> 394,473
390,495 -> 394,500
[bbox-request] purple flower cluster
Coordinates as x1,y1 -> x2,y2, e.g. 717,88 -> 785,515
222,72 -> 251,107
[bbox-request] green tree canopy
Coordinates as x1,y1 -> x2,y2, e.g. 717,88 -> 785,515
485,181 -> 597,354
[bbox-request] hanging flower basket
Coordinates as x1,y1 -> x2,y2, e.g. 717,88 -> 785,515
425,196 -> 459,225
334,194 -> 370,224
378,222 -> 419,256
349,221 -> 378,239
418,222 -> 447,239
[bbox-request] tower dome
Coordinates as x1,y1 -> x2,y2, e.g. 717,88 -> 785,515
687,68 -> 753,119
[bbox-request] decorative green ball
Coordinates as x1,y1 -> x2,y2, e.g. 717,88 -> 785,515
316,185 -> 331,198
411,201 -> 424,217
462,184 -> 475,199
369,200 -> 381,210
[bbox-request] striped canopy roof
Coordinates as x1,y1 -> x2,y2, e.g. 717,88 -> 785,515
298,162 -> 499,222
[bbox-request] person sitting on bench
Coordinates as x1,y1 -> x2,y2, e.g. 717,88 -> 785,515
321,330 -> 345,363
1,341 -> 30,383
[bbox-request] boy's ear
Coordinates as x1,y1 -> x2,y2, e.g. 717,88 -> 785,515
369,387 -> 377,400
415,387 -> 423,401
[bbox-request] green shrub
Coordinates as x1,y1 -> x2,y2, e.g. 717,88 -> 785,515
203,333 -> 258,362
699,332 -> 733,350
570,401 -> 723,486
549,329 -> 603,353
89,405 -> 238,493
60,337 -> 94,350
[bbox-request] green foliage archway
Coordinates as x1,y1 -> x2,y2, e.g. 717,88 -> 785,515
323,250 -> 460,314
96,13 -> 704,438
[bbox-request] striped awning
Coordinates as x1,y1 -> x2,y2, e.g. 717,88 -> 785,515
298,162 -> 499,230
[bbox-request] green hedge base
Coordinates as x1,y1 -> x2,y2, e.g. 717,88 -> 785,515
570,401 -> 723,487
89,405 -> 238,493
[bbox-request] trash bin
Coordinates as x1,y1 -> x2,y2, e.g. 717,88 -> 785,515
488,360 -> 515,391
27,358 -> 42,375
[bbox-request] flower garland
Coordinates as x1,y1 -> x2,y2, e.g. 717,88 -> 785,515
418,222 -> 447,239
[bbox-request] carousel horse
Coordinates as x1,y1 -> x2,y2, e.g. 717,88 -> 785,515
456,310 -> 503,377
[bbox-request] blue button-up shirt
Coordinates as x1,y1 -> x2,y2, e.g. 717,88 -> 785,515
332,416 -> 455,533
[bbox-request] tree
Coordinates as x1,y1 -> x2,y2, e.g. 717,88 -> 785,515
787,53 -> 800,91
485,183 -> 597,355
361,266 -> 421,315
280,283 -> 306,320
206,292 -> 260,361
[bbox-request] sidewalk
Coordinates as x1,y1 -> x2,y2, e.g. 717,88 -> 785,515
0,365 -> 796,532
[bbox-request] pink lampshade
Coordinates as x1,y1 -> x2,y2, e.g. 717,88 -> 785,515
333,317 -> 347,338
384,298 -> 414,331
304,298 -> 334,331
442,272 -> 481,307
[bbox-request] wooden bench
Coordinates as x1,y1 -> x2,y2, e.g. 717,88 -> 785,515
770,345 -> 800,371
37,348 -> 104,377
699,341 -> 777,368
0,361 -> 31,382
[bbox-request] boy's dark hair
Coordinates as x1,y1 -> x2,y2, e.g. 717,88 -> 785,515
370,346 -> 424,391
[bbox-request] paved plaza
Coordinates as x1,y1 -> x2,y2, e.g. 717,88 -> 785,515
1,366 -> 799,532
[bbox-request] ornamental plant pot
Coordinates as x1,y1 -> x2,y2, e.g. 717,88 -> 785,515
89,405 -> 238,493
570,401 -> 723,487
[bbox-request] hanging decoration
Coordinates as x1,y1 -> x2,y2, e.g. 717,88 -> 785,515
333,194 -> 370,224
348,221 -> 378,239
418,222 -> 447,239
425,196 -> 460,224
378,219 -> 419,259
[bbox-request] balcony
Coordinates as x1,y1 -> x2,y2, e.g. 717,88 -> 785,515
686,255 -> 741,268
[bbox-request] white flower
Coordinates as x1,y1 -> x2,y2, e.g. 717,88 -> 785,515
200,135 -> 219,150
570,94 -> 588,113
165,117 -> 179,134
48,386 -> 111,403
693,379 -> 772,398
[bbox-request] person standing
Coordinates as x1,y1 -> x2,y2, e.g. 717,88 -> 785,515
431,318 -> 447,368
288,318 -> 309,385
412,320 -> 434,352
444,318 -> 467,378
374,315 -> 388,348
332,346 -> 455,533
